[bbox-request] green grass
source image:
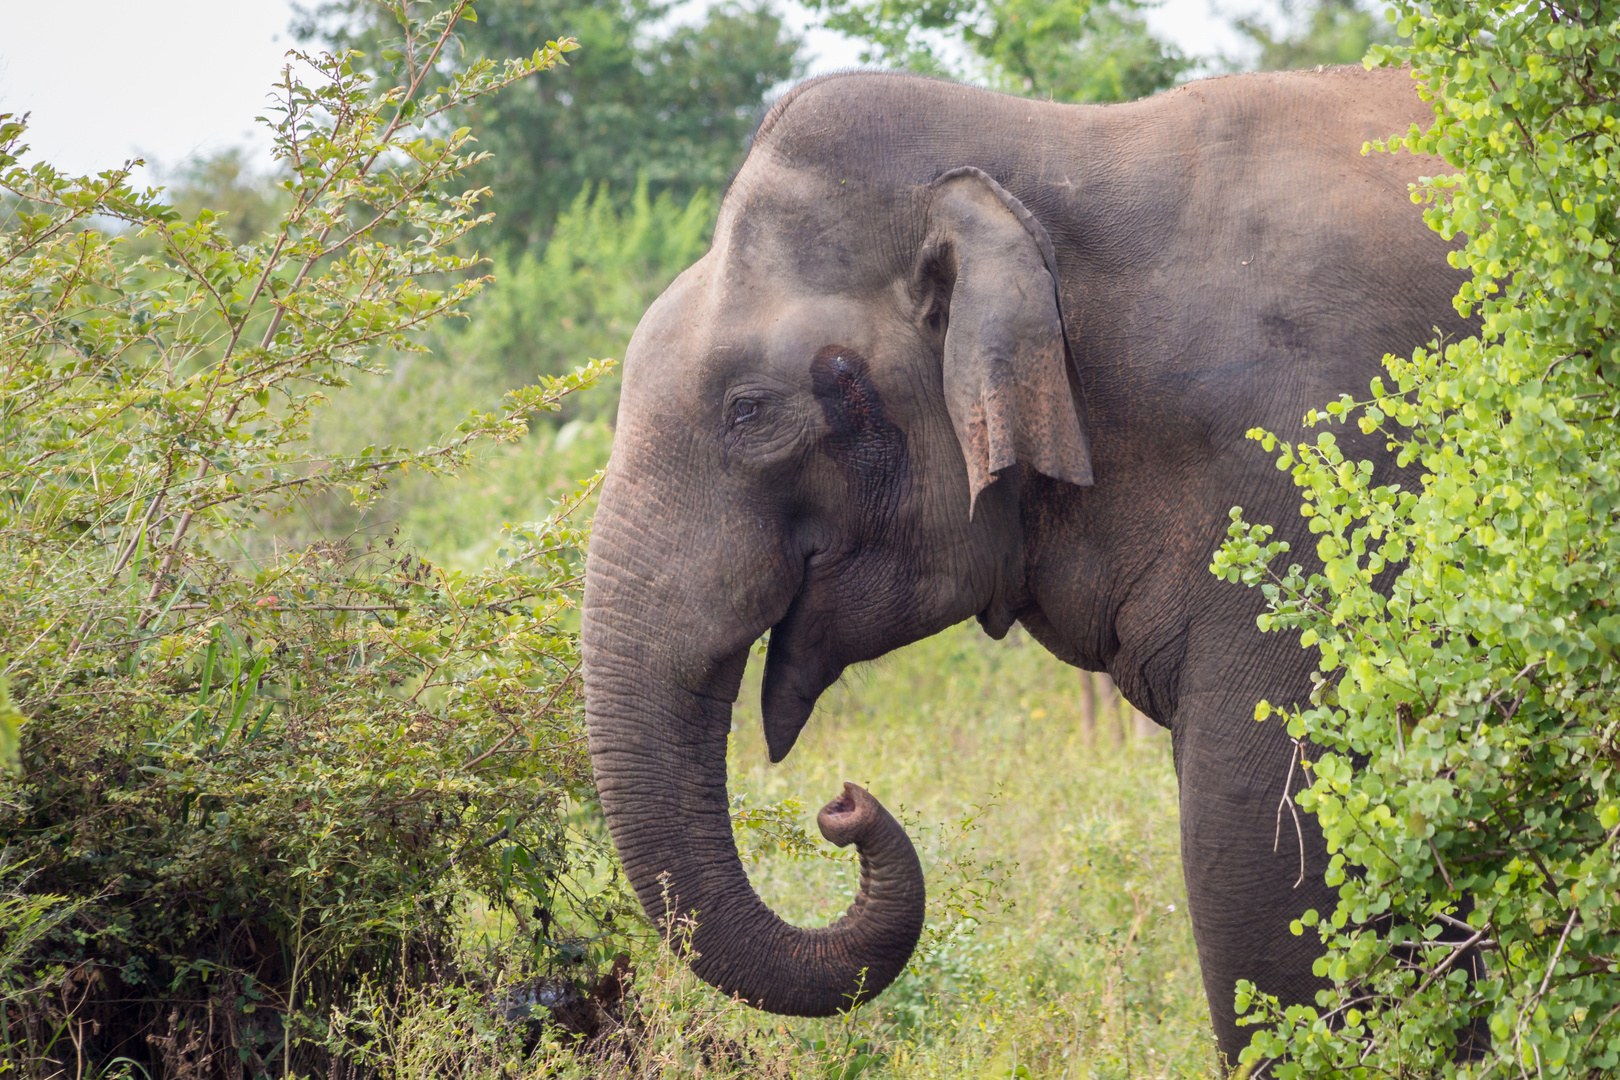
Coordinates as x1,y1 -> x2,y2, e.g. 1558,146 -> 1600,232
705,622 -> 1219,1079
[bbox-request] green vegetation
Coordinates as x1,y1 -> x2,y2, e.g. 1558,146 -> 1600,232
801,0 -> 1192,102
288,179 -> 709,568
299,0 -> 802,250
797,0 -> 1398,103
1234,1 -> 1397,73
1214,2 -> 1620,1075
334,625 -> 1216,1080
0,6 -> 633,1074
725,626 -> 1214,1078
272,0 -> 776,565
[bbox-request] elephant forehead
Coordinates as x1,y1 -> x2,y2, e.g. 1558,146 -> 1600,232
624,288 -> 890,407
713,293 -> 878,371
717,159 -> 923,293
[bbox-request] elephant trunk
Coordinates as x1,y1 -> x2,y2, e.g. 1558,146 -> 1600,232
583,516 -> 925,1015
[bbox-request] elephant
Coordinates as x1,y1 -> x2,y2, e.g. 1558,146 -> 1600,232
580,64 -> 1472,1064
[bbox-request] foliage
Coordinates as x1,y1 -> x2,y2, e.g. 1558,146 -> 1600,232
279,178 -> 711,567
320,912 -> 836,1079
12,610 -> 1207,1079
0,680 -> 22,774
804,0 -> 1191,103
1232,0 -> 1397,73
0,3 -> 639,1073
444,177 -> 713,405
155,149 -> 296,249
390,418 -> 619,569
293,624 -> 1216,1079
1212,2 -> 1620,1075
299,0 -> 801,250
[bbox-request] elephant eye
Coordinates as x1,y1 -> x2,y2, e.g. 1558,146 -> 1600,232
728,398 -> 760,426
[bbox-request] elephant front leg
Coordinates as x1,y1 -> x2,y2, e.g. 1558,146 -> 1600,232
1174,723 -> 1336,1072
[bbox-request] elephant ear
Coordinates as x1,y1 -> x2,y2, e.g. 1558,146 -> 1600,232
927,167 -> 1093,517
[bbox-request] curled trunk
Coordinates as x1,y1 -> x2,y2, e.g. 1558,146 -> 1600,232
586,625 -> 925,1015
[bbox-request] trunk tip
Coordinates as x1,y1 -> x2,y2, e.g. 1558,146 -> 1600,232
817,781 -> 881,846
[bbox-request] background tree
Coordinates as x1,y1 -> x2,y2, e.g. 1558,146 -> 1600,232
1233,0 -> 1396,72
804,0 -> 1190,102
297,0 -> 803,250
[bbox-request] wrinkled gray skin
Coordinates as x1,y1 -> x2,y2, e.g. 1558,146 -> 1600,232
582,66 -> 1471,1062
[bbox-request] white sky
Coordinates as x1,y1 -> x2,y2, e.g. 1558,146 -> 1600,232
0,0 -> 1258,182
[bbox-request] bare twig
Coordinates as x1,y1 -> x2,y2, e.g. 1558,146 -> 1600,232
1538,908 -> 1580,1001
1409,924 -> 1494,999
461,660 -> 581,770
1480,660 -> 1543,726
1428,838 -> 1455,892
1274,738 -> 1307,888
106,492 -> 164,584
1432,910 -> 1493,944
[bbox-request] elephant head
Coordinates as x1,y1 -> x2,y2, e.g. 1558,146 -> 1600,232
582,144 -> 1095,1013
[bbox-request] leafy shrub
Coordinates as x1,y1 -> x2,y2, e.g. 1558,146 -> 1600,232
1213,3 -> 1620,1075
0,4 -> 637,1075
447,178 -> 714,409
286,180 -> 713,565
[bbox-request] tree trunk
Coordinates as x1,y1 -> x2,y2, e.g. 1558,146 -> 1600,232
1078,670 -> 1096,746
1095,671 -> 1123,747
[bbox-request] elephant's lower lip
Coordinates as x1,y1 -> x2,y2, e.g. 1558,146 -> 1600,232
761,642 -> 823,763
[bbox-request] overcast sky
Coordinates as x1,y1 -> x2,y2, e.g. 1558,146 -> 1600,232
0,0 -> 1255,182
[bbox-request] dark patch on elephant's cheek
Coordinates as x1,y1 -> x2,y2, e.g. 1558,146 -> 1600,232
759,347 -> 917,763
808,346 -> 911,523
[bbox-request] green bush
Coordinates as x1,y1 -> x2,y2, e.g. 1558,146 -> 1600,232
0,5 -> 634,1074
288,179 -> 711,566
1213,3 -> 1620,1076
447,179 -> 713,406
